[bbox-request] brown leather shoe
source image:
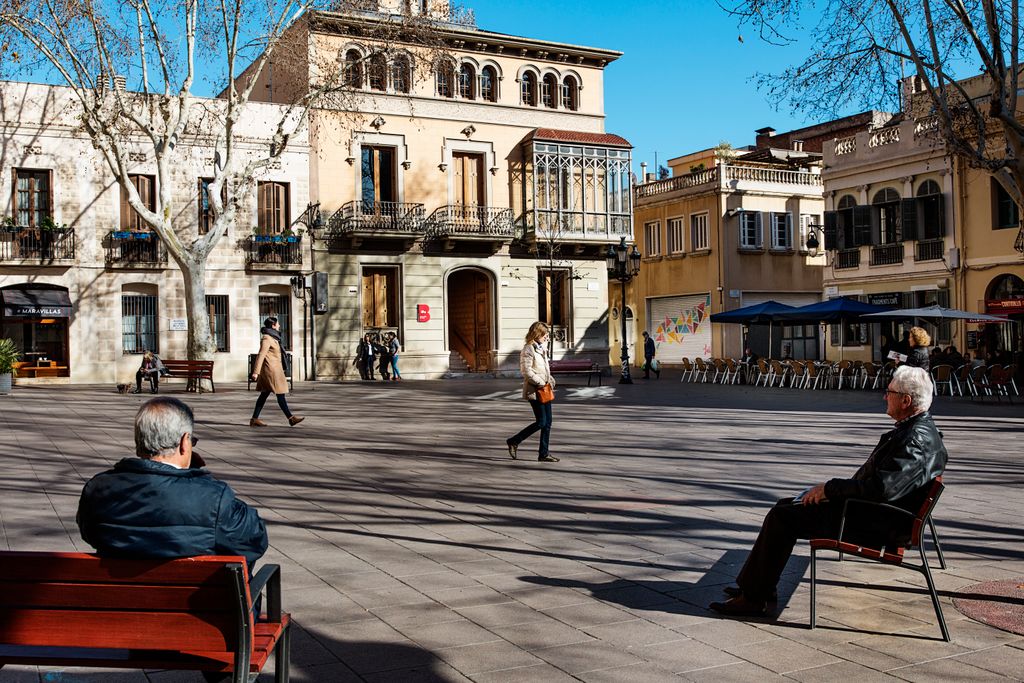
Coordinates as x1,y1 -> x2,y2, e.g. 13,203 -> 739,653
288,415 -> 305,426
249,418 -> 267,427
708,595 -> 768,617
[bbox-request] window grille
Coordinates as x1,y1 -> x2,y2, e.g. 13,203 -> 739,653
206,295 -> 229,352
259,294 -> 291,350
690,213 -> 709,251
667,217 -> 685,254
122,294 -> 158,354
644,221 -> 661,256
14,169 -> 51,227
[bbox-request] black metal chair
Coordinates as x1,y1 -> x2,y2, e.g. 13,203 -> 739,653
809,478 -> 949,641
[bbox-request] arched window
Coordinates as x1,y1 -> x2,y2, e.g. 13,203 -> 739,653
520,71 -> 536,106
872,188 -> 901,244
458,63 -> 475,99
480,66 -> 497,102
391,53 -> 411,93
343,50 -> 363,89
917,179 -> 944,240
561,75 -> 578,110
436,60 -> 454,98
837,194 -> 856,248
542,73 -> 557,108
368,53 -> 387,92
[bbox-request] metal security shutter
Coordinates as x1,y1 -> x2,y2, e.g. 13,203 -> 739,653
647,293 -> 713,361
741,293 -> 820,308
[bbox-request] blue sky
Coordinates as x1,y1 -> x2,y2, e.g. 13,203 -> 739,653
471,0 -> 830,171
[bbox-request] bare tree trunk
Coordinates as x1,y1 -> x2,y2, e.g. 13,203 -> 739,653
179,254 -> 214,363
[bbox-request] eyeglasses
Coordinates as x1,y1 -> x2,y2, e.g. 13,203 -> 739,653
190,435 -> 199,447
883,389 -> 908,398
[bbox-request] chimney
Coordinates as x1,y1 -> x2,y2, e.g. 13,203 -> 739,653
755,126 -> 776,149
640,162 -> 648,180
645,173 -> 655,182
792,140 -> 804,152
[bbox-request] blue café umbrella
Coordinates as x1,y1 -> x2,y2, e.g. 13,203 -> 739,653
775,297 -> 895,361
860,305 -> 1009,323
710,300 -> 797,358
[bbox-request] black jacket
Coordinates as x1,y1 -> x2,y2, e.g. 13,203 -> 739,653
906,347 -> 930,372
824,412 -> 947,545
77,458 -> 268,570
644,336 -> 656,359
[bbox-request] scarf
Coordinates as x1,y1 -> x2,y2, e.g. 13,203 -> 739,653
261,327 -> 283,345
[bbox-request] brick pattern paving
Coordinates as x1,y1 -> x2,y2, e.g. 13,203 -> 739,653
1,377 -> 1022,681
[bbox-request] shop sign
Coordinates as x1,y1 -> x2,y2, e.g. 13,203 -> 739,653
868,292 -> 902,307
986,298 -> 1024,314
9,305 -> 65,317
169,318 -> 188,331
966,331 -> 978,349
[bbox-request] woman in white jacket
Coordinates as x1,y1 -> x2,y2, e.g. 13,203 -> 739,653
507,322 -> 559,462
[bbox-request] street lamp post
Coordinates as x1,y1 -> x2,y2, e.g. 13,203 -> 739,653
606,236 -> 642,384
290,203 -> 323,381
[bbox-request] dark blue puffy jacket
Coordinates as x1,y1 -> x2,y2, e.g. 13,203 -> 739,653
77,458 -> 268,571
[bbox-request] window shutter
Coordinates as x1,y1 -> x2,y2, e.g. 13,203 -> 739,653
755,211 -> 763,247
824,211 -> 838,250
785,213 -> 793,248
120,179 -> 133,230
935,195 -> 946,237
900,198 -> 918,241
854,205 -> 874,246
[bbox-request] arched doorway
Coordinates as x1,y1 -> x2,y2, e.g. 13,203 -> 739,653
624,306 -> 636,365
446,268 -> 494,372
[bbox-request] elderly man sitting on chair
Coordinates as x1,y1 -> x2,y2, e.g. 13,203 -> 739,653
711,365 -> 948,617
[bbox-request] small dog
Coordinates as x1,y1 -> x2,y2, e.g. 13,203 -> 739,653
116,383 -> 132,394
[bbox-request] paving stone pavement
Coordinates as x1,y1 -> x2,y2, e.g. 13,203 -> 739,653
1,374 -> 1022,682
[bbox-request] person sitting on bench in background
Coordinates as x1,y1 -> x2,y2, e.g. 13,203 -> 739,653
134,350 -> 165,394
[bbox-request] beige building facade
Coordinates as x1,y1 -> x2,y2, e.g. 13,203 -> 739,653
630,143 -> 828,363
0,82 -> 311,384
249,4 -> 631,377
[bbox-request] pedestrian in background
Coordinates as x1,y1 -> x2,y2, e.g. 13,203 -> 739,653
250,317 -> 304,427
905,326 -> 932,372
642,330 -> 659,379
354,333 -> 375,380
376,333 -> 391,381
507,322 -> 559,463
133,350 -> 166,394
388,332 -> 402,381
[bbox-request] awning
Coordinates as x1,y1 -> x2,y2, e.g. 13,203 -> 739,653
1,287 -> 72,318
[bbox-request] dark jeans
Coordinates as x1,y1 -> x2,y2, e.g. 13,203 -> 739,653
644,355 -> 658,378
509,399 -> 553,456
736,498 -> 841,601
252,391 -> 292,419
135,368 -> 160,392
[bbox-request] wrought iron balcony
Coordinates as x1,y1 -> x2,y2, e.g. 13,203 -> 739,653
870,243 -> 904,266
835,248 -> 861,269
105,231 -> 167,268
915,239 -> 944,262
327,201 -> 426,237
245,234 -> 303,268
428,205 -> 514,240
525,210 -> 633,243
0,226 -> 75,262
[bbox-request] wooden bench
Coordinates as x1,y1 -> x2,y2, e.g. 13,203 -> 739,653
0,551 -> 291,682
161,359 -> 216,393
549,358 -> 603,386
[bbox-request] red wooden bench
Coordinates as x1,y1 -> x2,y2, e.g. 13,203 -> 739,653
809,477 -> 949,641
549,358 -> 603,386
0,552 -> 290,681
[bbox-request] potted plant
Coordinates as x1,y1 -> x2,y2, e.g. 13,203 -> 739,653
0,338 -> 20,395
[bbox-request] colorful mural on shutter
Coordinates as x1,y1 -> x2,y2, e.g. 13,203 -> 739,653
648,293 -> 712,359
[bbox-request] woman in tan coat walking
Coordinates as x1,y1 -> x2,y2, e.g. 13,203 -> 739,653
506,321 -> 558,462
250,317 -> 304,426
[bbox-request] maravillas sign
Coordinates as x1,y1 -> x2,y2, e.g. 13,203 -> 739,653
986,299 -> 1024,315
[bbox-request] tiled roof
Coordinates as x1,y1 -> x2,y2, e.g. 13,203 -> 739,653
530,128 -> 632,147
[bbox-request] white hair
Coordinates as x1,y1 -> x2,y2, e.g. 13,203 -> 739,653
891,365 -> 933,412
135,398 -> 194,458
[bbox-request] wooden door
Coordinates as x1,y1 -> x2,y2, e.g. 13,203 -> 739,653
453,152 -> 484,220
473,275 -> 490,370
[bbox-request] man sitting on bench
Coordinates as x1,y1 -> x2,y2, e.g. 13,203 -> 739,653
77,397 -> 268,572
133,350 -> 166,394
710,366 -> 947,617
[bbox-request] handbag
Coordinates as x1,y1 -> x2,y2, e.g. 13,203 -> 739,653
536,383 -> 555,403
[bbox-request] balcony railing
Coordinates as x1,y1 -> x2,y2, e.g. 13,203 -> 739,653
835,249 -> 860,269
870,243 -> 904,266
245,235 -> 302,267
0,226 -> 75,261
914,238 -> 945,262
834,136 -> 857,155
428,205 -> 514,238
529,210 -> 633,241
634,167 -> 719,198
868,127 -> 900,147
105,231 -> 166,267
328,201 -> 425,235
722,165 -> 822,186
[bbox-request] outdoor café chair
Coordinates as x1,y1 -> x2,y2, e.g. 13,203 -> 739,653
1005,363 -> 1019,396
954,364 -> 974,397
711,358 -> 727,384
679,357 -> 694,383
931,365 -> 957,396
860,361 -> 882,390
973,365 -> 1014,403
803,361 -> 825,390
723,358 -> 741,385
768,359 -> 790,388
787,360 -> 806,388
755,358 -> 771,386
691,357 -> 710,383
831,360 -> 853,390
810,478 -> 949,641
